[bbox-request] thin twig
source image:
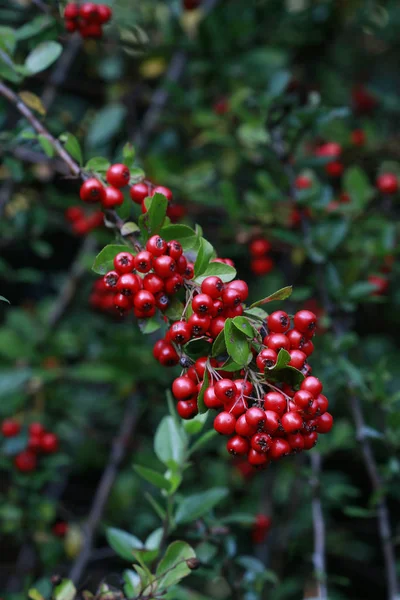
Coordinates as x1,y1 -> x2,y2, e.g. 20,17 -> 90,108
310,452 -> 327,600
68,395 -> 140,584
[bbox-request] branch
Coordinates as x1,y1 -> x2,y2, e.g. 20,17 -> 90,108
310,452 -> 327,600
68,395 -> 140,584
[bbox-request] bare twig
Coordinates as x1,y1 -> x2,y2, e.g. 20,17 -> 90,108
310,452 -> 327,600
68,395 -> 140,584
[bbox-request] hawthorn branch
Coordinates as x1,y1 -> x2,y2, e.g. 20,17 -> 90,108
69,395 -> 140,584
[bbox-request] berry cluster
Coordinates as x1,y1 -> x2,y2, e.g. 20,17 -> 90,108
90,277 -> 121,314
64,3 -> 112,39
1,420 -> 59,473
249,237 -> 274,277
65,206 -> 103,236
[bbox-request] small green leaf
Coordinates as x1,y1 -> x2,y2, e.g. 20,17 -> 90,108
184,337 -> 212,360
28,589 -> 44,600
189,429 -> 218,456
164,297 -> 185,321
243,307 -> 268,321
156,541 -> 196,591
194,238 -> 215,276
123,570 -> 141,598
224,320 -> 251,367
0,295 -> 10,304
2,433 -> 29,456
265,349 -> 304,387
138,317 -> 161,334
16,15 -> 54,40
183,411 -> 209,435
194,262 -> 236,285
25,41 -> 62,74
139,193 -> 168,241
85,157 -> 110,173
92,245 -> 134,275
120,221 -> 140,236
59,133 -> 83,166
87,103 -> 127,147
133,465 -> 171,491
347,281 -> 377,300
249,286 -> 292,308
197,369 -> 209,414
175,488 -> 228,524
106,527 -> 143,561
37,135 -> 54,158
160,224 -> 199,250
232,316 -> 255,338
212,328 -> 227,357
154,416 -> 187,469
53,580 -> 76,600
122,142 -> 136,168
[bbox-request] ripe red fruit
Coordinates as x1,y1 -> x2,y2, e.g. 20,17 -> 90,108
154,292 -> 170,312
172,376 -> 197,401
106,164 -> 130,188
177,399 -> 198,419
293,390 -> 314,410
286,329 -> 305,349
316,394 -> 329,415
288,350 -> 307,370
65,19 -> 78,32
29,422 -> 45,437
249,238 -> 271,257
1,419 -> 20,437
134,290 -> 156,313
227,435 -> 249,456
228,280 -> 249,301
270,438 -> 291,460
267,310 -> 290,333
368,275 -> 389,296
116,273 -> 141,296
169,321 -> 191,345
201,276 -> 224,299
151,186 -> 173,202
130,183 -> 148,204
143,273 -> 164,294
209,317 -> 226,338
316,412 -> 333,433
114,293 -> 131,313
265,333 -> 290,353
41,433 -> 59,453
251,432 -> 272,453
295,175 -> 312,190
287,433 -> 305,453
153,255 -> 176,278
252,514 -> 271,543
64,3 -> 79,19
248,449 -> 268,466
102,186 -> 124,208
256,349 -> 277,372
251,257 -> 274,276
302,340 -> 314,356
146,235 -> 167,257
158,344 -> 179,366
80,179 -> 105,203
80,2 -> 98,20
188,313 -> 211,337
264,410 -> 281,435
81,23 -> 102,38
245,407 -> 266,430
214,412 -> 237,435
14,450 -> 37,472
166,241 -> 183,260
264,392 -> 286,415
234,379 -> 253,397
192,293 -> 214,315
214,379 -> 237,403
376,173 -> 398,194
153,339 -> 167,360
164,274 -> 183,295
293,310 -> 317,335
325,161 -> 344,178
114,252 -> 135,274
184,263 -> 194,279
222,287 -> 242,308
103,270 -> 119,289
97,5 -> 112,23
134,251 -> 153,273
315,142 -> 341,158
65,206 -> 84,222
235,414 -> 256,437
204,386 -> 223,409
301,376 -> 323,397
281,411 -> 303,433
351,129 -> 366,146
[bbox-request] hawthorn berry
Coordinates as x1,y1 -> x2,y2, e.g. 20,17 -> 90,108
228,280 -> 249,301
264,410 -> 281,435
169,321 -> 191,345
153,255 -> 176,278
29,422 -> 45,437
264,392 -> 286,415
166,241 -> 183,260
245,407 -> 266,430
104,270 -> 119,289
102,186 -> 124,208
177,400 -> 198,419
265,333 -> 290,353
316,412 -> 333,433
114,293 -> 131,313
172,376 -> 197,401
376,173 -> 398,194
249,238 -> 271,257
301,376 -> 323,397
116,273 -> 141,296
248,448 -> 268,466
256,349 -> 277,371
146,235 -> 167,256
214,379 -> 237,403
227,435 -> 249,456
97,5 -> 112,23
188,313 -> 211,337
204,386 -> 223,409
134,251 -> 153,273
1,419 -> 21,437
80,178 -> 105,204
151,186 -> 173,202
251,432 -> 272,453
267,310 -> 290,333
251,257 -> 274,276
106,164 -> 130,188
293,310 -> 317,335
114,252 -> 135,274
143,274 -> 164,295
164,274 -> 184,295
154,292 -> 170,312
130,183 -> 148,204
201,276 -> 224,298
14,450 -> 37,473
41,433 -> 59,453
214,412 -> 237,435
157,344 -> 179,366
269,438 -> 291,459
64,3 -> 79,19
351,129 -> 366,146
281,411 -> 303,433
288,349 -> 307,370
134,290 -> 156,313
192,293 -> 214,315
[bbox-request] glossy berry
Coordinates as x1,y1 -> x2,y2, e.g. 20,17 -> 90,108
256,349 -> 277,372
130,183 -> 148,204
222,287 -> 242,308
177,399 -> 198,419
155,292 -> 170,312
316,412 -> 333,433
104,270 -> 119,289
153,255 -> 176,278
303,431 -> 318,449
102,186 -> 124,208
264,392 -> 286,416
249,238 -> 271,257
264,410 -> 281,435
214,379 -> 237,403
114,293 -> 131,313
287,433 -> 305,453
188,313 -> 211,337
134,290 -> 156,313
293,310 -> 317,335
204,386 -> 223,409
267,310 -> 290,333
288,349 -> 307,370
376,173 -> 398,194
1,419 -> 21,437
146,235 -> 167,257
293,390 -> 314,410
158,344 -> 179,367
227,435 -> 249,456
295,175 -> 312,190
64,3 -> 79,19
114,252 -> 135,274
80,178 -> 105,204
281,411 -> 303,433
14,450 -> 37,472
192,293 -> 214,315
251,257 -> 274,276
228,280 -> 249,301
214,412 -> 236,435
270,438 -> 291,460
106,164 -> 130,188
251,432 -> 272,453
301,376 -> 323,397
143,273 -> 164,295
98,5 -> 112,23
151,186 -> 173,202
79,3 -> 98,20
245,407 -> 266,430
169,321 -> 191,345
248,448 -> 268,466
172,376 -> 197,401
164,274 -> 183,295
41,433 -> 59,453
201,276 -> 224,299
134,251 -> 153,273
116,273 -> 141,296
29,422 -> 45,437
265,333 -> 290,353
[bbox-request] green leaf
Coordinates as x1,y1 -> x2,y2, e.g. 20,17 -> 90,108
25,41 -> 62,74
164,297 -> 185,321
87,103 -> 127,147
232,316 -> 255,338
59,133 -> 83,166
133,465 -> 171,491
123,143 -> 136,168
250,286 -> 292,308
106,527 -> 143,561
224,320 -> 251,367
92,245 -> 134,275
139,193 -> 168,241
16,15 -> 54,40
53,580 -> 76,600
123,570 -> 141,598
196,369 -> 209,414
156,541 -> 196,591
194,238 -> 215,276
189,429 -> 218,456
212,328 -> 227,357
217,359 -> 244,372
184,337 -> 212,360
154,416 -> 187,468
0,27 -> 16,55
175,488 -> 228,524
160,224 -> 199,250
343,506 -> 376,518
120,221 -> 140,236
37,135 -> 54,158
129,167 -> 146,183
343,167 -> 374,209
194,262 -> 236,285
243,307 -> 268,321
265,349 -> 304,388
85,157 -> 110,173
183,411 -> 209,435
28,589 -> 44,600
0,295 -> 10,304
138,317 -> 161,334
347,281 -> 377,300
2,433 -> 29,456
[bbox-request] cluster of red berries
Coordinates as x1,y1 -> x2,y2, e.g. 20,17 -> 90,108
90,277 -> 121,314
65,206 -> 103,236
1,420 -> 59,473
64,3 -> 112,39
249,237 -> 274,276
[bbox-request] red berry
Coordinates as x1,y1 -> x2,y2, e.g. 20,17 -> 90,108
146,235 -> 167,257
234,379 -> 253,397
293,390 -> 314,410
65,3 -> 80,19
293,310 -> 317,335
227,435 -> 249,456
177,399 -> 198,419
264,392 -> 286,416
65,19 -> 78,32
235,414 -> 256,437
267,311 -> 290,333
209,317 -> 226,338
103,270 -> 119,289
213,97 -> 229,115
134,251 -> 153,273
222,287 -> 242,308
53,521 -> 69,537
376,173 -> 398,194
249,238 -> 271,257
134,290 -> 155,313
288,349 -> 307,370
169,321 -> 191,345
265,333 -> 290,353
251,432 -> 272,453
102,186 -> 124,208
286,329 -> 305,349
204,386 -> 223,409
269,438 -> 291,460
82,23 -> 103,38
351,129 -> 365,146
151,186 -> 173,202
40,432 -> 59,453
201,276 -> 224,299
98,5 -> 112,23
114,252 -> 135,274
316,394 -> 329,416
65,206 -> 84,222
153,339 -> 167,360
143,273 -> 164,295
164,274 -> 183,295
251,257 -> 274,276
184,263 -> 194,279
245,407 -> 266,430
80,3 -> 99,21
166,241 -> 183,261
368,275 -> 389,296
256,349 -> 277,371
154,292 -> 170,312
287,433 -> 305,453
325,161 -> 344,178
80,179 -> 105,204
158,344 -> 179,366
130,183 -> 148,204
1,419 -> 21,437
188,313 -> 211,337
301,376 -> 323,397
116,273 -> 141,296
214,412 -> 236,435
192,293 -> 214,315
114,293 -> 131,313
303,431 -> 318,449
176,255 -> 188,274
302,340 -> 314,356
214,379 -> 237,403
281,411 -> 303,433
315,142 -> 341,158
228,280 -> 249,301
153,255 -> 176,279
248,448 -> 268,466
316,412 -> 333,433
14,450 -> 37,472
264,410 -> 281,435
295,175 -> 312,190
29,422 -> 45,437
172,376 -> 197,401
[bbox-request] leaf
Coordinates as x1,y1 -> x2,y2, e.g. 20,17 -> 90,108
156,541 -> 196,591
194,262 -> 236,285
232,316 -> 255,338
184,337 -> 212,360
121,221 -> 140,236
175,488 -> 228,524
19,91 -> 46,115
16,15 -> 54,40
160,224 -> 199,250
243,307 -> 268,321
53,580 -> 76,600
92,245 -> 134,275
106,527 -> 143,561
0,295 -> 10,304
347,281 -> 377,300
154,416 -> 187,468
123,570 -> 141,598
145,528 -> 164,551
224,320 -> 251,367
25,41 -> 62,74
123,143 -> 136,169
133,465 -> 171,491
265,349 -> 304,388
196,370 -> 209,414
164,297 -> 185,321
59,133 -> 83,166
139,193 -> 168,241
212,328 -> 227,357
343,167 -> 374,209
85,157 -> 110,173
138,317 -> 161,334
87,103 -> 127,147
183,411 -> 209,435
194,238 -> 215,276
28,589 -> 44,600
37,135 -> 54,158
189,429 -> 218,456
343,506 -> 376,518
0,26 -> 16,55
250,286 -> 292,308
